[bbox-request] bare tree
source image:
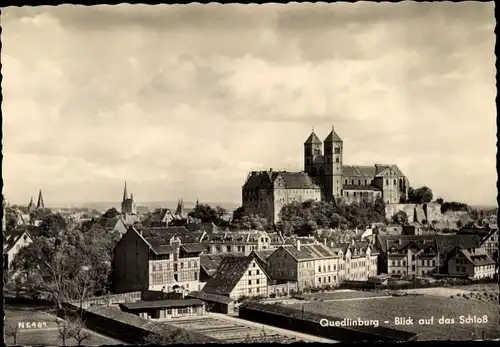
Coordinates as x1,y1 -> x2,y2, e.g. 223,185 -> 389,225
5,323 -> 19,345
68,317 -> 92,346
56,317 -> 73,347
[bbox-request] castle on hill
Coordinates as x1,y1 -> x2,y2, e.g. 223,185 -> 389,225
242,126 -> 410,223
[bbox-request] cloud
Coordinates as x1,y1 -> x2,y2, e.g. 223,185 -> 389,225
2,3 -> 496,206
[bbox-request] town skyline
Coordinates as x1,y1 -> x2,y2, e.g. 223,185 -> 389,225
2,3 -> 496,206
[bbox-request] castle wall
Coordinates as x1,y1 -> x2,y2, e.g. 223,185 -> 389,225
385,203 -> 471,228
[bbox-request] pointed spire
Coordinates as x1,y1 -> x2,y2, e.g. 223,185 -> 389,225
324,124 -> 343,143
175,198 -> 184,216
36,190 -> 45,209
196,198 -> 199,207
123,181 -> 128,202
304,128 -> 322,145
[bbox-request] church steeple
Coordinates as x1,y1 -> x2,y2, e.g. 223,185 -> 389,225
123,181 -> 128,202
175,198 -> 184,216
36,190 -> 45,209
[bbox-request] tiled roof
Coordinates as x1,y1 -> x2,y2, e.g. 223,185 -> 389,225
374,164 -> 404,177
457,228 -> 491,237
304,131 -> 322,144
138,226 -> 202,244
324,128 -> 342,143
283,243 -> 338,261
201,231 -> 266,243
120,299 -> 204,310
3,230 -> 32,253
180,243 -> 205,254
343,185 -> 381,191
277,172 -> 321,189
342,166 -> 376,178
200,253 -> 246,276
459,248 -> 495,266
378,235 -> 481,254
187,291 -> 235,304
243,171 -> 321,190
202,256 -> 254,295
186,222 -> 217,233
242,171 -> 274,190
250,249 -> 275,262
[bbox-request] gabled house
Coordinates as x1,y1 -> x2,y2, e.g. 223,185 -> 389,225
447,246 -> 496,279
479,228 -> 498,267
385,240 -> 439,277
202,256 -> 269,299
112,226 -> 204,293
266,241 -> 340,290
199,253 -> 246,283
3,230 -> 33,272
248,249 -> 275,273
96,216 -> 128,234
145,208 -> 175,227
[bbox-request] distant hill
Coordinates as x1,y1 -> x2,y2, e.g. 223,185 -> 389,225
73,201 -> 241,213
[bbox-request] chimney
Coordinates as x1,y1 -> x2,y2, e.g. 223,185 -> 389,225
323,238 -> 327,246
296,240 -> 301,251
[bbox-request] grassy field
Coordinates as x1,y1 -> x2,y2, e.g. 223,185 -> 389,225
304,290 -> 388,301
287,295 -> 499,341
4,306 -> 123,346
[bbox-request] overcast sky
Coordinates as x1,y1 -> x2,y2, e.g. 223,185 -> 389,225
2,2 -> 496,206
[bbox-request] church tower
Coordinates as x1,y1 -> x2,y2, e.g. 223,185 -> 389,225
28,196 -> 35,214
303,128 -> 323,177
324,126 -> 343,201
36,190 -> 45,209
121,181 -> 137,215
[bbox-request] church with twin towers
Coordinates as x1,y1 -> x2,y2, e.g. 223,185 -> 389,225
242,126 -> 410,223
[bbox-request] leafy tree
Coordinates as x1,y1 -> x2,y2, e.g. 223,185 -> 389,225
102,207 -> 120,219
188,204 -> 218,224
233,214 -> 269,230
29,208 -> 53,221
11,227 -> 118,309
215,206 -> 227,223
278,197 -> 386,235
391,211 -> 409,226
81,218 -> 98,233
39,213 -> 67,238
407,186 -> 433,204
5,208 -> 19,232
232,206 -> 246,221
435,197 -> 444,204
456,220 -> 464,229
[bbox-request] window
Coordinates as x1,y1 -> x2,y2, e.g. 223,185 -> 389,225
194,272 -> 198,279
318,277 -> 322,283
256,270 -> 260,275
226,246 -> 231,252
336,157 -> 340,163
394,179 -> 397,185
181,263 -> 184,269
167,309 -> 172,315
256,279 -> 260,284
328,276 -> 331,282
256,287 -> 260,293
248,270 -> 252,276
318,266 -> 321,272
248,288 -> 252,294
386,179 -> 389,185
253,263 -> 256,268
412,265 -> 415,271
248,280 -> 252,285
412,255 -> 416,261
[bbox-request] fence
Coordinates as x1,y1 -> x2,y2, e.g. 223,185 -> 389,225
340,277 -> 498,291
66,291 -> 142,309
238,302 -> 417,342
56,302 -> 219,344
